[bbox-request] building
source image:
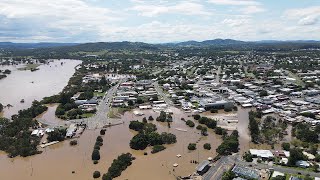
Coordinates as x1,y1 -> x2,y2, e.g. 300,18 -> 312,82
199,98 -> 233,110
249,149 -> 274,160
232,165 -> 260,180
66,124 -> 77,138
195,160 -> 210,175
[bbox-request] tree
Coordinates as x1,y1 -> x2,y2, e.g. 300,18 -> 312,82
156,111 -> 167,122
0,103 -> 3,112
222,170 -> 236,180
281,142 -> 290,151
130,133 -> 149,150
259,90 -> 268,97
47,129 -> 66,142
203,143 -> 211,150
243,152 -> 253,162
271,176 -> 286,180
147,132 -> 163,146
93,171 -> 101,178
188,143 -> 196,150
129,121 -> 144,132
92,149 -> 100,161
160,132 -> 176,144
288,148 -> 305,166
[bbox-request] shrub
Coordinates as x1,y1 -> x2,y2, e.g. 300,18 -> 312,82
96,136 -> 103,142
203,143 -> 211,150
188,143 -> 197,150
196,125 -> 203,130
148,116 -> 154,121
224,107 -> 232,112
194,114 -> 200,120
186,120 -> 195,127
93,160 -> 99,164
94,145 -> 100,150
100,129 -> 106,135
151,145 -> 166,154
70,140 -> 78,146
142,117 -> 147,123
210,109 -> 218,113
93,171 -> 101,178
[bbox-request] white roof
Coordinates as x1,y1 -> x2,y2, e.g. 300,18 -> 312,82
272,171 -> 285,178
249,149 -> 274,158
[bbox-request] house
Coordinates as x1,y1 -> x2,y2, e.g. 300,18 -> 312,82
249,149 -> 274,160
232,165 -> 260,180
195,160 -> 210,175
66,124 -> 77,138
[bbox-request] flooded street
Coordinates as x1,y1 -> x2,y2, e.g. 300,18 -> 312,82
0,59 -> 81,118
0,107 -> 224,180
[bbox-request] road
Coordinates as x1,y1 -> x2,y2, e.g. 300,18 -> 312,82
38,80 -> 124,130
70,80 -> 124,129
203,155 -> 320,180
153,81 -> 173,106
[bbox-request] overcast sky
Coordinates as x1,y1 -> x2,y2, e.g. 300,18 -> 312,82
0,0 -> 319,43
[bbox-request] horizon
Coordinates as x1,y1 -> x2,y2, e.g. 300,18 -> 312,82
1,39 -> 320,44
0,0 -> 319,43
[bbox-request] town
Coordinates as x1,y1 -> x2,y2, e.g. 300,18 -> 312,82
1,42 -> 320,180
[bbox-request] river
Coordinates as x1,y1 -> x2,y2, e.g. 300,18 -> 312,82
0,59 -> 81,118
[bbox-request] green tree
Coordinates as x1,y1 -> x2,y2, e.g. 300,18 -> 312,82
203,143 -> 211,150
92,149 -> 100,161
130,133 -> 149,150
93,171 -> 101,178
281,142 -> 291,151
188,143 -> 197,150
288,148 -> 305,166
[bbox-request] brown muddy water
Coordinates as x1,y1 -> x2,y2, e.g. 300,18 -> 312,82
0,59 -> 81,118
0,107 -> 229,180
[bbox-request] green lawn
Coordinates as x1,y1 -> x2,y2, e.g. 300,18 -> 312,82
82,113 -> 94,118
94,91 -> 105,97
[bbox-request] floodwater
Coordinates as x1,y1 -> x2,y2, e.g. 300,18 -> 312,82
0,59 -> 81,118
0,107 -> 224,180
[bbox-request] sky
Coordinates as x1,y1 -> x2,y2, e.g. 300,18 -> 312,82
0,0 -> 319,43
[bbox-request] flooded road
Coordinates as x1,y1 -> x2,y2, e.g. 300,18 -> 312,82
0,59 -> 81,118
0,107 -> 223,180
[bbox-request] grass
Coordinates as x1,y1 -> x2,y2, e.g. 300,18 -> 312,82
108,107 -> 130,118
82,113 -> 94,118
94,92 -> 105,97
18,64 -> 40,71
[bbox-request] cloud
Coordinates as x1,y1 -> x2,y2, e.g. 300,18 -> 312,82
208,0 -> 260,6
284,6 -> 320,26
222,18 -> 250,27
240,5 -> 266,14
131,2 -> 212,17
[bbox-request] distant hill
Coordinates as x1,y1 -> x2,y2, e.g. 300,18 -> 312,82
65,41 -> 160,52
165,39 -> 247,47
0,42 -> 79,49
